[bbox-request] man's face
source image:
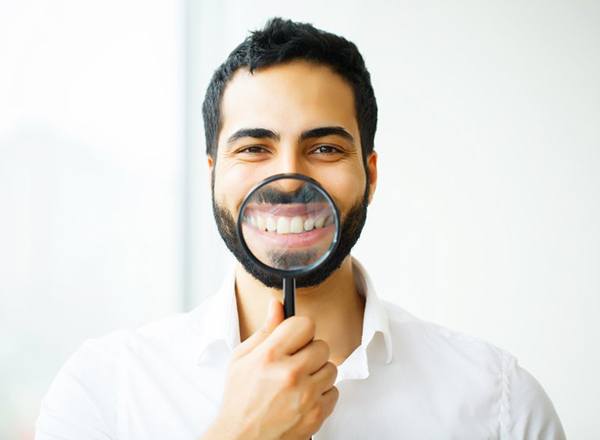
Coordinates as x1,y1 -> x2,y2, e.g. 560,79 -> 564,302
209,60 -> 377,288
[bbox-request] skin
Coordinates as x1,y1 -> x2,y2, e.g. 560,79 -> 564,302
203,60 -> 378,440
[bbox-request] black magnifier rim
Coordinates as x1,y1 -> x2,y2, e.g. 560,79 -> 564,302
236,173 -> 341,278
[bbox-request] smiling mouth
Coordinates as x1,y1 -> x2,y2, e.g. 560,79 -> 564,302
242,203 -> 334,235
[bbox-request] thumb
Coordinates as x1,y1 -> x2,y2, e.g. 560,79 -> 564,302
234,298 -> 284,357
262,297 -> 285,333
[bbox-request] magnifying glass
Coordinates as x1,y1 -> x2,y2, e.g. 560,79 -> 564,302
236,173 -> 341,318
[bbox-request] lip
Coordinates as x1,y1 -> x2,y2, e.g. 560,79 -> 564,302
241,222 -> 336,250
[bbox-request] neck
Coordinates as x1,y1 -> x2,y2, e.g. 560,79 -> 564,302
235,256 -> 365,365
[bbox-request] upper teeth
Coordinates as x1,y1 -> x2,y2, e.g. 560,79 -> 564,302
314,215 -> 326,228
266,217 -> 277,232
276,217 -> 290,234
247,214 -> 331,234
290,216 -> 304,233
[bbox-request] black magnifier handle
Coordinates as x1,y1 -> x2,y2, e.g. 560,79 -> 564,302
283,277 -> 296,319
283,277 -> 311,439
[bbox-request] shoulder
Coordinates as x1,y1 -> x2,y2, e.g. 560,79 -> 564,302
39,311 -> 194,397
49,291 -> 223,383
36,303 -> 212,439
67,311 -> 198,366
380,300 -> 566,439
382,299 -> 508,369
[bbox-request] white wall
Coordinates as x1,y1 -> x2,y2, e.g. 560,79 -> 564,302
188,1 -> 600,438
0,0 -> 184,437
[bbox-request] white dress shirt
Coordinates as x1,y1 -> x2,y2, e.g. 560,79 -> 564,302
36,258 -> 565,439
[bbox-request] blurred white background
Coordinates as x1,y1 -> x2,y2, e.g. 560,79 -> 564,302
1,0 -> 599,439
0,0 -> 185,438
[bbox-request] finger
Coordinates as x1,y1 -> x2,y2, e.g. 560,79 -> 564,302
289,339 -> 330,375
263,298 -> 285,332
320,385 -> 339,418
310,361 -> 338,393
234,298 -> 284,358
293,386 -> 339,438
262,315 -> 316,357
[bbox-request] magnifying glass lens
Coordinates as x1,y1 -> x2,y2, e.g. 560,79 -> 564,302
239,177 -> 338,272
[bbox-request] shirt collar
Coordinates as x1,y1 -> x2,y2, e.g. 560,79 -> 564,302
352,257 -> 394,364
191,267 -> 239,362
193,257 -> 393,371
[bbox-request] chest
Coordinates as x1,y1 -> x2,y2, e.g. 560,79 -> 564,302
114,346 -> 227,440
315,375 -> 501,439
114,353 -> 501,440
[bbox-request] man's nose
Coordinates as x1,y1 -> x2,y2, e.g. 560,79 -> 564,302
276,149 -> 307,177
275,176 -> 305,194
273,150 -> 307,192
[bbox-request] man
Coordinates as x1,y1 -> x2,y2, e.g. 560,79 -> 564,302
36,18 -> 565,439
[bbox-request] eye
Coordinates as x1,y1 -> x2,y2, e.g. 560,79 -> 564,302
237,145 -> 269,154
311,144 -> 342,155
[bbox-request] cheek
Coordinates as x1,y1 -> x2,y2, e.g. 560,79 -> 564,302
214,159 -> 366,220
214,162 -> 259,214
318,165 -> 366,215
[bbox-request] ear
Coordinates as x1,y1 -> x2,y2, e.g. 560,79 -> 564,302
366,151 -> 378,205
207,155 -> 215,187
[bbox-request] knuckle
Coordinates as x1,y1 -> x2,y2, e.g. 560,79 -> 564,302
307,404 -> 324,427
324,361 -> 337,378
299,386 -> 314,410
261,346 -> 278,364
314,339 -> 330,359
282,367 -> 300,387
330,361 -> 338,375
326,386 -> 340,408
295,316 -> 316,336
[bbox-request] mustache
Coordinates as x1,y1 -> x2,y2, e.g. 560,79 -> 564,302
254,183 -> 321,205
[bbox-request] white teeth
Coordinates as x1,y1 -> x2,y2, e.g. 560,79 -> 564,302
254,214 -> 328,233
276,217 -> 290,234
290,216 -> 304,233
314,215 -> 326,228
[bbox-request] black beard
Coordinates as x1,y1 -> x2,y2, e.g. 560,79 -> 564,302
212,184 -> 369,289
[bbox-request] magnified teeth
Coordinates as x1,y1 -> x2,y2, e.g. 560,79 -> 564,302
314,215 -> 326,228
290,216 -> 304,233
276,217 -> 290,234
266,217 -> 277,232
251,212 -> 332,234
303,217 -> 315,231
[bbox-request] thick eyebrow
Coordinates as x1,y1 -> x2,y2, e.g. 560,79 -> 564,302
227,128 -> 280,144
226,126 -> 355,147
300,126 -> 355,145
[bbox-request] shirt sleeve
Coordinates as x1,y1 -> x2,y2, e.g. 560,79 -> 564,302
35,336 -> 121,440
502,355 -> 566,440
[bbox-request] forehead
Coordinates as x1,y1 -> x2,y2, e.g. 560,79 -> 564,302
219,60 -> 358,144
